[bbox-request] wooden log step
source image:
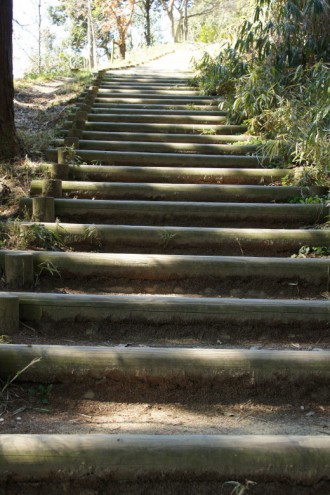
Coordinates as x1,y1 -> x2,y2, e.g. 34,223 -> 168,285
94,94 -> 215,102
99,84 -> 197,91
19,222 -> 330,255
97,80 -> 194,86
82,113 -> 227,124
93,97 -> 215,105
1,435 -> 330,484
66,164 -> 288,185
99,80 -> 194,85
69,121 -> 248,135
96,88 -> 199,95
101,76 -> 191,84
46,149 -> 265,168
1,434 -> 329,483
0,343 -> 329,381
55,139 -> 256,156
20,198 -> 328,227
2,249 -> 329,282
92,101 -> 219,110
94,76 -> 193,83
1,250 -> 328,285
30,181 -> 326,202
72,131 -> 252,144
88,107 -> 227,116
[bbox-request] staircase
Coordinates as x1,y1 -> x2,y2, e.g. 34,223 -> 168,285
1,57 -> 330,492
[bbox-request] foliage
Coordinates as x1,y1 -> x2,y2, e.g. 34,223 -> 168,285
29,384 -> 53,405
189,0 -> 246,44
134,0 -> 162,46
1,358 -> 42,396
3,220 -> 66,251
96,0 -> 135,58
193,48 -> 247,95
223,480 -> 257,495
35,261 -> 61,286
49,0 -> 115,67
289,194 -> 328,204
193,0 -> 330,179
293,245 -> 330,257
282,165 -> 328,186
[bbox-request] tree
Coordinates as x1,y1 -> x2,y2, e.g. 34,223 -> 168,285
49,0 -> 111,69
159,0 -> 220,42
98,0 -> 135,58
136,0 -> 158,46
0,0 -> 21,160
189,0 -> 245,43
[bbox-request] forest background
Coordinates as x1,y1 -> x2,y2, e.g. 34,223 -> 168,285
2,0 -> 330,184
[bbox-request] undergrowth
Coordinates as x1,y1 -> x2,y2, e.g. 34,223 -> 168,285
192,0 -> 330,184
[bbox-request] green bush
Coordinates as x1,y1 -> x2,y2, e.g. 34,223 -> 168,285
192,0 -> 330,179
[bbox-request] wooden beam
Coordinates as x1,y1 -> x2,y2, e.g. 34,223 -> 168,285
0,434 -> 329,482
0,345 -> 329,382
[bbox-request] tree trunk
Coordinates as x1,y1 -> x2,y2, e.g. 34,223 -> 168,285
0,0 -> 21,160
119,40 -> 126,59
169,11 -> 176,43
88,0 -> 98,69
183,0 -> 188,41
38,0 -> 42,73
145,0 -> 152,46
87,0 -> 94,70
159,0 -> 176,43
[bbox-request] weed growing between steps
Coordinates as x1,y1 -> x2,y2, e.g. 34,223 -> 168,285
0,357 -> 41,417
0,159 -> 50,220
0,221 -> 66,251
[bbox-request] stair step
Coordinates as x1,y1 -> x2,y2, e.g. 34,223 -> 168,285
31,181 -> 327,202
102,76 -> 191,83
88,107 -> 226,116
0,434 -> 329,482
19,222 -> 330,255
93,97 -> 216,105
99,84 -> 195,90
69,121 -> 248,134
91,102 -> 219,110
95,88 -> 200,96
0,343 -> 329,380
65,164 -> 287,184
69,131 -> 251,144
81,113 -> 226,124
55,138 -> 256,155
20,198 -> 328,227
46,149 -> 266,167
2,250 -> 328,286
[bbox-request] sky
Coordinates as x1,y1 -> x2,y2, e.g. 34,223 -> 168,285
13,0 -> 58,77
